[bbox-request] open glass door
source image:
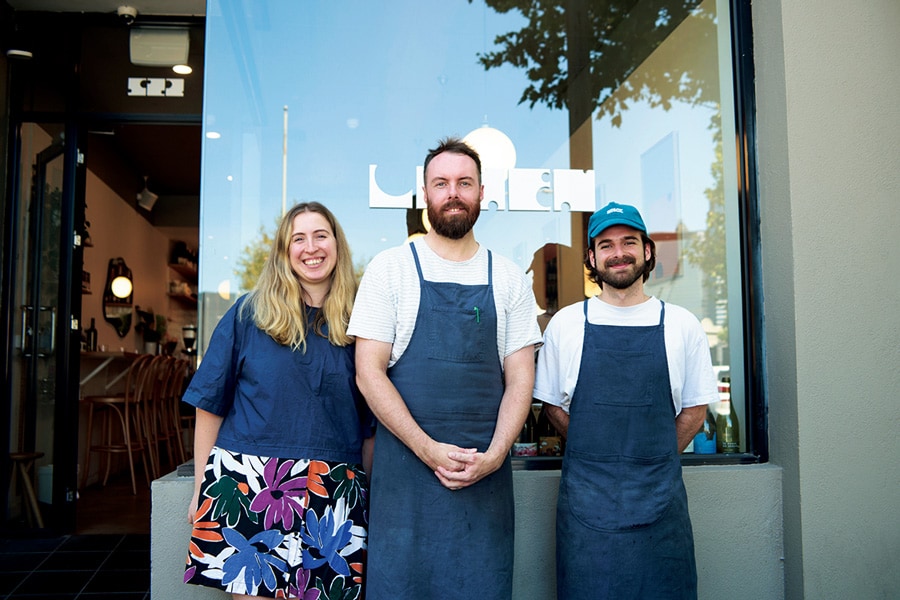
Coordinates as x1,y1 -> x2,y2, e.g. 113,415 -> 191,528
3,122 -> 83,533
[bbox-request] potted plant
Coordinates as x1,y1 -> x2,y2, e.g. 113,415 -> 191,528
135,307 -> 169,355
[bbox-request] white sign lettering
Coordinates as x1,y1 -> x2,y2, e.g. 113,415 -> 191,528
369,165 -> 596,213
127,77 -> 185,97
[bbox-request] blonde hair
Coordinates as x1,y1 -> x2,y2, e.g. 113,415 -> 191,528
242,202 -> 356,349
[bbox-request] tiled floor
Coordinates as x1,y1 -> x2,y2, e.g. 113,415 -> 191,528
2,472 -> 153,599
0,533 -> 150,599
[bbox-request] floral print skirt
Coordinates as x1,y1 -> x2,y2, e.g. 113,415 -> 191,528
184,447 -> 368,599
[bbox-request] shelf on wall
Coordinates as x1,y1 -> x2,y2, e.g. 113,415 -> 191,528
167,292 -> 198,306
167,263 -> 198,281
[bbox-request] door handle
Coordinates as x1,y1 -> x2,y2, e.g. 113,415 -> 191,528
20,305 -> 32,354
37,306 -> 57,357
19,305 -> 57,357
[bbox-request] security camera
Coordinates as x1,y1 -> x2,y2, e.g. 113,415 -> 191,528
117,6 -> 138,25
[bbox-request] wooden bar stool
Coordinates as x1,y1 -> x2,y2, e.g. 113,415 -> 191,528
153,357 -> 190,470
9,452 -> 45,528
142,355 -> 175,478
81,354 -> 154,495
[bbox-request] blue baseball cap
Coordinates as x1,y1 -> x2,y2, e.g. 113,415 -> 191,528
587,202 -> 647,243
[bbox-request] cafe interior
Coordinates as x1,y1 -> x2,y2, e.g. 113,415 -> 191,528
2,3 -> 205,535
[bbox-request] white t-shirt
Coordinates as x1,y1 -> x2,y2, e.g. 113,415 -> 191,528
348,238 -> 542,369
533,296 -> 719,415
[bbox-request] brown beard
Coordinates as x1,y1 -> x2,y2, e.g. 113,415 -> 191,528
427,200 -> 480,240
598,256 -> 644,290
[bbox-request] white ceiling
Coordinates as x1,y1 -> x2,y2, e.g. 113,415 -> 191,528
7,0 -> 205,17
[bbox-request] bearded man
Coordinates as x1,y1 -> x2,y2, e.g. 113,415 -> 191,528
349,137 -> 541,599
534,202 -> 719,599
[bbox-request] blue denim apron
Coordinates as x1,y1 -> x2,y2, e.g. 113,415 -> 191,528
366,243 -> 513,600
557,300 -> 697,599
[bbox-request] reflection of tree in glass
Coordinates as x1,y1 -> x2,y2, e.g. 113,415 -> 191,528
683,123 -> 725,303
235,224 -> 276,295
473,0 -> 727,340
469,0 -> 714,124
683,122 -> 728,348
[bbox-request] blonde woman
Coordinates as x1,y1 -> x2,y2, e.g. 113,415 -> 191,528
184,202 -> 372,599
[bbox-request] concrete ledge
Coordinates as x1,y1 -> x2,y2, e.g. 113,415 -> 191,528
152,463 -> 783,600
151,468 -> 224,599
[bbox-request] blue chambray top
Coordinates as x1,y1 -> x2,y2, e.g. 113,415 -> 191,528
182,296 -> 372,463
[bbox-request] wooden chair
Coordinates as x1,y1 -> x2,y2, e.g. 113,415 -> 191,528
8,452 -> 45,528
164,359 -> 191,466
135,355 -> 171,480
80,354 -> 154,495
144,356 -> 190,476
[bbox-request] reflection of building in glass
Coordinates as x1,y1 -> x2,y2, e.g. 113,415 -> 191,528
641,132 -> 682,234
648,231 -> 682,283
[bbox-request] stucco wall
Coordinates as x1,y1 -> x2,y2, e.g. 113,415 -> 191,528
754,1 -> 900,598
153,465 -> 783,600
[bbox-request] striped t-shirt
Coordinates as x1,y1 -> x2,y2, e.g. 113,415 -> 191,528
348,237 -> 542,369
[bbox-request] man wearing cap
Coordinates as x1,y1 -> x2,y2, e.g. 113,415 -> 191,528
534,201 -> 718,599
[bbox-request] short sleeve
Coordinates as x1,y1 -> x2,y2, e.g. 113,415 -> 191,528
533,313 -> 569,411
677,311 -> 719,410
181,302 -> 242,416
348,253 -> 399,344
502,264 -> 543,357
532,303 -> 584,413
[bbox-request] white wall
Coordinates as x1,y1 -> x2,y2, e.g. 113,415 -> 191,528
754,1 -> 900,598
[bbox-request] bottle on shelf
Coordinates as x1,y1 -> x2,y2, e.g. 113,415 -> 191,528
85,318 -> 98,352
537,403 -> 563,457
715,376 -> 740,453
692,406 -> 717,454
512,404 -> 538,457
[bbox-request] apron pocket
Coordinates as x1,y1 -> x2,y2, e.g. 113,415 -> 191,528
591,350 -> 654,406
563,448 -> 676,531
426,306 -> 487,363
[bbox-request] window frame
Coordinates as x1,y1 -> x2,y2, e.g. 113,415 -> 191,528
682,0 -> 765,466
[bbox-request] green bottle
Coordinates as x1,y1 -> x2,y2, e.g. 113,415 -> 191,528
715,376 -> 740,453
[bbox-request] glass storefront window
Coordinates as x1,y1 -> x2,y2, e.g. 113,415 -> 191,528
201,0 -> 750,455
